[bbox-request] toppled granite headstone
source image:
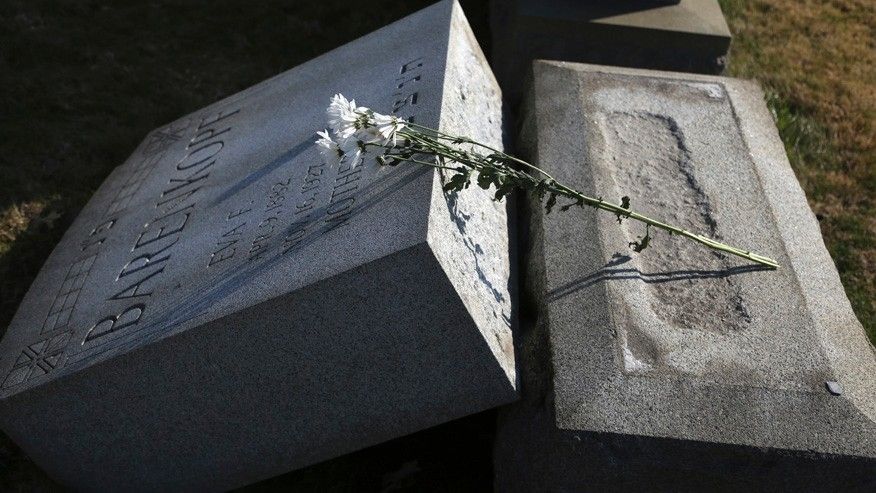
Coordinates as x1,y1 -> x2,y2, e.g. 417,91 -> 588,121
491,0 -> 732,103
495,61 -> 876,491
0,2 -> 516,490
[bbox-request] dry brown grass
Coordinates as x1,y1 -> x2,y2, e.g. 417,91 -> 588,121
721,0 -> 876,342
0,202 -> 47,253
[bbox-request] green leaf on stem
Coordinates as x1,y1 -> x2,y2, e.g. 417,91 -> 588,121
494,179 -> 516,201
545,193 -> 558,214
477,169 -> 494,190
443,171 -> 470,192
561,197 -> 584,211
629,225 -> 652,252
617,195 -> 631,224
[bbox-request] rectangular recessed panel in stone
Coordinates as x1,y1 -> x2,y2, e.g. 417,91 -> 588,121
0,2 -> 516,490
495,61 -> 876,491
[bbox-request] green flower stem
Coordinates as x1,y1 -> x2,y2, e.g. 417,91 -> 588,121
375,123 -> 778,270
405,121 -> 552,178
553,182 -> 780,268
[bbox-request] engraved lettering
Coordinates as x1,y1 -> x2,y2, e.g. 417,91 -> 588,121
282,221 -> 308,253
400,58 -> 423,74
228,205 -> 253,220
177,143 -> 222,171
108,266 -> 164,300
332,167 -> 361,191
84,304 -> 146,343
281,57 -> 425,258
302,164 -> 324,192
189,125 -> 231,147
161,166 -> 212,197
80,218 -> 116,252
117,238 -> 176,280
84,107 -> 241,346
155,186 -> 201,213
296,194 -> 317,214
209,222 -> 247,267
396,74 -> 421,88
392,91 -> 418,113
134,209 -> 192,250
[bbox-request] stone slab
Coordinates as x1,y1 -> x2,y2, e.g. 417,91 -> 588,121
495,61 -> 876,491
0,2 -> 517,490
490,0 -> 732,103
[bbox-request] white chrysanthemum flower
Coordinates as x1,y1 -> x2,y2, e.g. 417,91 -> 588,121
328,94 -> 367,140
339,136 -> 365,168
327,94 -> 406,145
326,94 -> 407,167
315,129 -> 342,167
355,125 -> 384,145
372,112 -> 406,146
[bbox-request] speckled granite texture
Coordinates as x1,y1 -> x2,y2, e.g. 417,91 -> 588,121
0,2 -> 516,490
495,61 -> 876,492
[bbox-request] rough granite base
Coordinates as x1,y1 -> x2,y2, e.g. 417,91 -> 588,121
494,61 -> 876,492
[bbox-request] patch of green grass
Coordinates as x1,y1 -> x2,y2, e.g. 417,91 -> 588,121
720,0 -> 876,344
764,92 -> 831,172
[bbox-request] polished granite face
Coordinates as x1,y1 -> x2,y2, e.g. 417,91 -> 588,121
0,2 -> 516,490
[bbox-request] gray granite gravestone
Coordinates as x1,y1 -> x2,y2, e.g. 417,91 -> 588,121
495,61 -> 876,491
0,2 -> 517,490
491,0 -> 732,103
